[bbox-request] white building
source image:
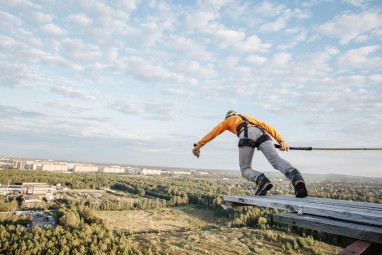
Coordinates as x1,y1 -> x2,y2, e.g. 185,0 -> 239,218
136,168 -> 162,175
41,163 -> 69,171
73,164 -> 99,173
101,166 -> 125,174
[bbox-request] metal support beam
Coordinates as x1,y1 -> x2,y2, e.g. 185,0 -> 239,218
337,240 -> 382,255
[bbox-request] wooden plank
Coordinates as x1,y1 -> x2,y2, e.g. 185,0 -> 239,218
273,213 -> 382,245
337,240 -> 382,255
222,195 -> 382,227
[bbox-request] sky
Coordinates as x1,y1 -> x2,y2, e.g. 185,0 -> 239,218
1,0 -> 382,178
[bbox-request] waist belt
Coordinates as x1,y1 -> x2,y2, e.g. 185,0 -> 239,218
236,114 -> 271,148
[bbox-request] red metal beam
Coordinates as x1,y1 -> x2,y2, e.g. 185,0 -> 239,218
337,240 -> 382,255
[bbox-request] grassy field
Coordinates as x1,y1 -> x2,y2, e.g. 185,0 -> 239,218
133,227 -> 341,255
95,205 -> 221,233
94,205 -> 341,255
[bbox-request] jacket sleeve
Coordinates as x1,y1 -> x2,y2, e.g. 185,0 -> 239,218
196,120 -> 228,147
251,117 -> 284,143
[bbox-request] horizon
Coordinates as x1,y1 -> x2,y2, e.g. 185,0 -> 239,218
2,155 -> 382,179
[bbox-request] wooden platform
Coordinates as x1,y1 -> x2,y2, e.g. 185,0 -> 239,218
222,195 -> 382,245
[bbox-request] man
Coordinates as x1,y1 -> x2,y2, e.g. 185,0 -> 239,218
192,110 -> 308,198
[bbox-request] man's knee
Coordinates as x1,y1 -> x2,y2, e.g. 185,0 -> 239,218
240,167 -> 257,181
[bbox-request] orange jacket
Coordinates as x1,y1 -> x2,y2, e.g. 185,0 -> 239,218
196,114 -> 284,147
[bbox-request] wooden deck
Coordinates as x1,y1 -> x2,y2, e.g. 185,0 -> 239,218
222,195 -> 382,245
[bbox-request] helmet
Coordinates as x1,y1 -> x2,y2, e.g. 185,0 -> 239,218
225,110 -> 237,119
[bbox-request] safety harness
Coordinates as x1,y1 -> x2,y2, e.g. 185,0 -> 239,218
236,114 -> 271,148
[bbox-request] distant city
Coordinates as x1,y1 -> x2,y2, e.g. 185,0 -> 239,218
0,157 -> 210,176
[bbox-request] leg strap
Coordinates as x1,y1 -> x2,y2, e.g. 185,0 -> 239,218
238,134 -> 271,148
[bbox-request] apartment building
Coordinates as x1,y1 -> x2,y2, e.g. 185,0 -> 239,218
21,182 -> 51,195
136,168 -> 162,175
73,165 -> 99,173
101,166 -> 125,173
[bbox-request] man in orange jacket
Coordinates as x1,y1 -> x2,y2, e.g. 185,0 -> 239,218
192,110 -> 308,198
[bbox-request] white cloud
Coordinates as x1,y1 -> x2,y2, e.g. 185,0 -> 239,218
246,54 -> 267,65
162,88 -> 192,97
233,35 -> 271,52
109,98 -> 179,120
41,55 -> 82,71
28,11 -> 53,24
118,0 -> 140,12
319,11 -> 382,44
0,35 -> 45,61
40,23 -> 67,37
51,85 -> 96,100
342,0 -> 370,8
144,100 -> 179,120
213,27 -> 246,47
185,10 -> 217,29
61,39 -> 102,63
108,100 -> 141,115
169,35 -> 213,60
255,2 -> 285,17
369,74 -> 382,82
66,13 -> 93,27
177,61 -> 216,78
337,45 -> 381,68
272,52 -> 292,65
0,10 -> 23,30
43,100 -> 91,113
260,9 -> 292,32
125,56 -> 186,83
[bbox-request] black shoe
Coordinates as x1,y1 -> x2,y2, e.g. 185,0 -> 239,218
255,174 -> 273,196
287,169 -> 308,198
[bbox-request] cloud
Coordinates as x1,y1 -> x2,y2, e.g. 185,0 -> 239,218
40,23 -> 68,37
337,45 -> 381,69
233,35 -> 271,52
162,88 -> 193,97
260,9 -> 292,32
66,13 -> 93,27
169,35 -> 213,60
342,0 -> 370,8
51,85 -> 96,100
61,39 -> 102,63
43,100 -> 92,113
319,10 -> 382,44
177,61 -> 216,78
109,98 -> 179,120
369,74 -> 382,82
0,104 -> 44,119
144,100 -> 179,120
125,56 -> 187,83
255,2 -> 286,17
272,52 -> 292,65
246,54 -> 267,65
185,10 -> 217,30
28,11 -> 53,24
212,27 -> 246,48
0,62 -> 43,88
0,35 -> 45,61
259,6 -> 309,32
108,100 -> 141,115
0,10 -> 23,32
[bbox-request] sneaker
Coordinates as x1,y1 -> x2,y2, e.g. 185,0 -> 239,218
255,174 -> 273,196
287,169 -> 308,198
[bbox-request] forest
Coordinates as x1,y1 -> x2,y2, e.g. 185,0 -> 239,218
0,169 -> 381,255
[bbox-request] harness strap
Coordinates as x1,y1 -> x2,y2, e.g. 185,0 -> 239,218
236,114 -> 271,148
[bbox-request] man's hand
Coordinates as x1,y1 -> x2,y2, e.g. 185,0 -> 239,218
279,141 -> 290,151
192,143 -> 201,158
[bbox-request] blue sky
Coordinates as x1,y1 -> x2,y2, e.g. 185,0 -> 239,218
1,0 -> 382,177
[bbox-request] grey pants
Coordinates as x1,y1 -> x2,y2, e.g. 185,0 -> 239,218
239,126 -> 295,183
